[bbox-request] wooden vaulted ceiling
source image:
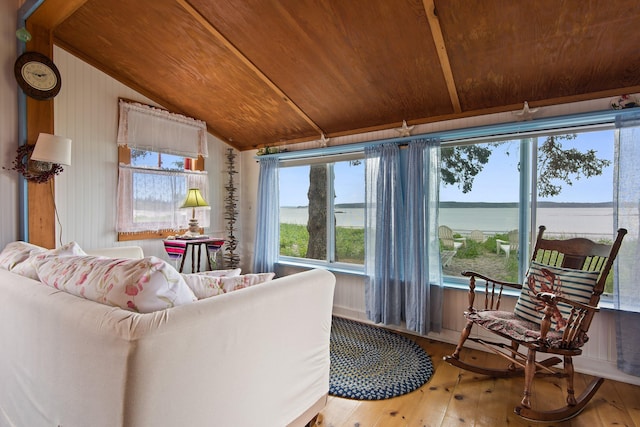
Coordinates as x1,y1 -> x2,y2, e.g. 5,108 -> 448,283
32,0 -> 640,151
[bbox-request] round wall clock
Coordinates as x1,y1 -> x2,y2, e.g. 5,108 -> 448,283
14,51 -> 62,100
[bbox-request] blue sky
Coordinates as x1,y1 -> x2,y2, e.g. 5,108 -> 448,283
279,129 -> 615,206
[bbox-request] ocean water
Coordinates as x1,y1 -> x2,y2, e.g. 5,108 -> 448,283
280,206 -> 614,239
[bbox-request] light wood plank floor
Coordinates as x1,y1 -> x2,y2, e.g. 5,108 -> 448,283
317,335 -> 640,427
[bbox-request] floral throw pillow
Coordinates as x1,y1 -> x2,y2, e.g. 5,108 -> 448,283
34,255 -> 196,313
12,241 -> 86,280
194,268 -> 242,277
0,241 -> 46,271
514,261 -> 599,331
182,272 -> 275,300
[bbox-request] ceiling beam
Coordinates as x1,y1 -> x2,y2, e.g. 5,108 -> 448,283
28,0 -> 89,29
422,0 -> 461,114
176,0 -> 324,136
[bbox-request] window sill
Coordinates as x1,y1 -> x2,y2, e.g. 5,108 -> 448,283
276,258 -> 364,276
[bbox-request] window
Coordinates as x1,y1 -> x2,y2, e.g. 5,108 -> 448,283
115,99 -> 209,241
278,156 -> 365,268
439,129 -> 615,287
117,148 -> 209,240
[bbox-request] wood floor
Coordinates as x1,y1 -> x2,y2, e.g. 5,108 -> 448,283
317,335 -> 640,427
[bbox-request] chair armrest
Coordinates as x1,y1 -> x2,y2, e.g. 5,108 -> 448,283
461,271 -> 523,290
535,292 -> 599,349
461,270 -> 522,311
536,292 -> 599,312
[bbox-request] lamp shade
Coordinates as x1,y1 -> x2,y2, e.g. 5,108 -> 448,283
31,133 -> 72,165
180,188 -> 208,208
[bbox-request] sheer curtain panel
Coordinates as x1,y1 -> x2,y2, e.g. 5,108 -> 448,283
117,99 -> 208,158
614,112 -> 640,376
365,143 -> 405,326
116,166 -> 209,233
253,157 -> 280,273
404,138 -> 443,334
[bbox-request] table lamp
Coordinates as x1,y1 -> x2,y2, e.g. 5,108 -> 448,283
181,188 -> 208,236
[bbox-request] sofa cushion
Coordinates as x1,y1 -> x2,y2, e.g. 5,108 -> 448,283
514,261 -> 599,331
35,255 -> 196,313
12,241 -> 86,280
0,241 -> 46,271
183,272 -> 275,299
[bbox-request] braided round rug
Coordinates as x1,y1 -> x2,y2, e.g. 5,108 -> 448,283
329,317 -> 434,400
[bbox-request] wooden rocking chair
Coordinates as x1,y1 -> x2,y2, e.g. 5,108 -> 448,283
444,225 -> 627,421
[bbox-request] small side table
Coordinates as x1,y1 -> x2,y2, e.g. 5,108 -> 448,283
163,238 -> 225,273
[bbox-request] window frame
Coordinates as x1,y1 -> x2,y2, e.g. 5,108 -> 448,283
269,109 -> 636,290
117,145 -> 206,241
277,153 -> 366,273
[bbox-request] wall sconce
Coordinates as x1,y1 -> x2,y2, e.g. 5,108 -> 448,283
8,133 -> 72,183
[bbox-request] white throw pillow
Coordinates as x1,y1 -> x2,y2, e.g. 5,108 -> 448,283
35,255 -> 196,313
182,272 -> 275,300
12,241 -> 86,280
0,241 -> 46,271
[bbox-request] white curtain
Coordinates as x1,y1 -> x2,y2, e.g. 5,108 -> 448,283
253,157 -> 280,273
117,165 -> 209,233
117,99 -> 208,158
613,111 -> 640,376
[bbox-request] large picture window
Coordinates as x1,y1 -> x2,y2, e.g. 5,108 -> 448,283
439,129 -> 615,289
278,156 -> 365,268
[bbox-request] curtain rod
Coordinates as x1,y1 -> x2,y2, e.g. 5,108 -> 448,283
257,108 -> 640,161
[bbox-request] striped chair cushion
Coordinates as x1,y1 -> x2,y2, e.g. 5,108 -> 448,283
514,261 -> 599,332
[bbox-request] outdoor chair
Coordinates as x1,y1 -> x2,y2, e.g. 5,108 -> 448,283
444,225 -> 627,421
469,229 -> 485,243
496,229 -> 518,257
439,225 -> 466,250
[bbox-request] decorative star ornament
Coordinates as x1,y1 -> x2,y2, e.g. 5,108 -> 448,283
513,101 -> 539,121
319,133 -> 330,148
395,120 -> 414,137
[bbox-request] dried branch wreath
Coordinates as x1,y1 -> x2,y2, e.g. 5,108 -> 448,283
5,144 -> 64,183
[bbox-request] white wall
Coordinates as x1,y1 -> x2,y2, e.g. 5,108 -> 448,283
243,96 -> 640,386
52,47 -> 236,271
0,1 -> 20,248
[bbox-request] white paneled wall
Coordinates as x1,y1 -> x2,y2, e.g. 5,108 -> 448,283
53,47 -> 234,271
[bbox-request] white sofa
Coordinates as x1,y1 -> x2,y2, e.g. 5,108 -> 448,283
0,247 -> 335,427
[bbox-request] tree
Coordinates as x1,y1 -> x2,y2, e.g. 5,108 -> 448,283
306,165 -> 327,260
440,134 -> 610,197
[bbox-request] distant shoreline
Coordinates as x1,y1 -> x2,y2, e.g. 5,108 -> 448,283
283,201 -> 613,209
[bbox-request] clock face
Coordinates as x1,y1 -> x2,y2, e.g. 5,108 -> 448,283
21,61 -> 58,91
14,52 -> 62,100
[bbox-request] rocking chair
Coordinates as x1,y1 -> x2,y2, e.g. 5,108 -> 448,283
444,225 -> 627,421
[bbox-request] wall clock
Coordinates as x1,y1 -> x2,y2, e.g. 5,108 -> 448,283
14,51 -> 62,100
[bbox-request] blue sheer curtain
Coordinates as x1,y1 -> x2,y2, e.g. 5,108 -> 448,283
404,138 -> 443,334
364,139 -> 442,334
253,157 -> 279,273
365,143 -> 405,326
613,111 -> 640,376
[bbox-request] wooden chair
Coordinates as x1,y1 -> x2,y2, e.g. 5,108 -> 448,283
469,229 -> 485,243
444,225 -> 627,421
439,225 -> 466,250
496,229 -> 518,257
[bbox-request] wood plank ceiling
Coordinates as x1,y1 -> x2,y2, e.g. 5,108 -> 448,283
41,0 -> 640,151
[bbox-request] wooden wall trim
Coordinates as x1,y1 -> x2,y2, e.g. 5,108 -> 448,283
25,22 -> 56,249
